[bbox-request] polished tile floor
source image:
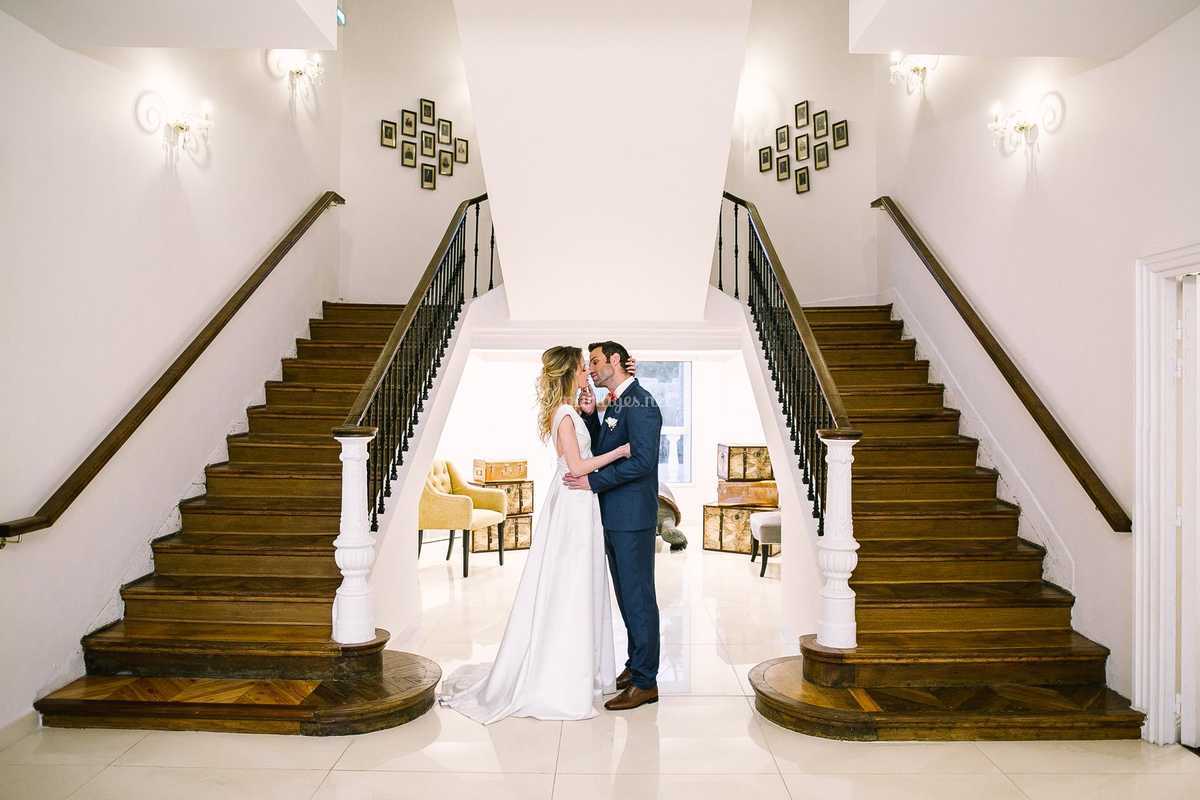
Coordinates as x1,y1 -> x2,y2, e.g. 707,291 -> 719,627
4,534 -> 1199,799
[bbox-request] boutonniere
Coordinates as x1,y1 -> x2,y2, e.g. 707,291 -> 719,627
605,417 -> 618,430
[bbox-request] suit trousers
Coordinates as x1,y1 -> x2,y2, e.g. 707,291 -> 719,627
604,526 -> 660,689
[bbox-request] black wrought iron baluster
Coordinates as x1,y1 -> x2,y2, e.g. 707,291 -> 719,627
733,205 -> 740,299
382,368 -> 393,499
488,225 -> 496,291
472,203 -> 480,298
370,402 -> 382,531
717,204 -> 724,292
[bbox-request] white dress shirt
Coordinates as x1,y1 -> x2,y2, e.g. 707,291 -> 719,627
598,375 -> 636,429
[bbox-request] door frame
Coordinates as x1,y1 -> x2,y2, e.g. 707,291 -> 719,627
1134,243 -> 1200,744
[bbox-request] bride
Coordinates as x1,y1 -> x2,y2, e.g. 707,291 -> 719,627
439,345 -> 626,723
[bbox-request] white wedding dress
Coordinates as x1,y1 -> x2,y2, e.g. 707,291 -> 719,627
439,404 -> 617,723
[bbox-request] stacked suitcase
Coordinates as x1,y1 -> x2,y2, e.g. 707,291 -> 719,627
470,459 -> 534,553
703,444 -> 779,555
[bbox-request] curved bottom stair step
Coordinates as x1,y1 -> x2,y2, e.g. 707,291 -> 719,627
750,655 -> 1143,741
37,650 -> 439,736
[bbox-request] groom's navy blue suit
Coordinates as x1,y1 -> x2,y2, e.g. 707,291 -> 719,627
582,378 -> 662,690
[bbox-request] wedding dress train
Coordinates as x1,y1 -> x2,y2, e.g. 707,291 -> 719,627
439,404 -> 617,723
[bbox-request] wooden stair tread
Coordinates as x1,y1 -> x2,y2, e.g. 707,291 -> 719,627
154,532 -> 335,555
265,380 -> 362,391
180,495 -> 340,513
808,320 -> 902,330
820,341 -> 915,351
853,499 -> 1019,517
856,539 -> 1043,560
854,434 -> 977,449
802,631 -> 1109,661
803,304 -> 893,313
853,466 -> 997,480
206,461 -> 340,478
841,384 -> 944,395
123,574 -> 341,600
248,404 -> 345,417
86,621 -> 380,650
37,651 -> 438,736
851,408 -> 960,421
854,581 -> 1073,607
323,301 -> 405,311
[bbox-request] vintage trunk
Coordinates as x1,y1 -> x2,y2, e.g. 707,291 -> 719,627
478,480 -> 534,515
472,459 -> 528,483
716,479 -> 778,507
470,513 -> 533,553
703,502 -> 776,554
717,444 -> 774,481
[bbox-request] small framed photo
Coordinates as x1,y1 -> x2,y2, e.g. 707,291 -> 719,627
795,166 -> 810,194
439,150 -> 454,176
813,110 -> 829,138
775,154 -> 790,181
794,133 -> 809,162
401,140 -> 417,167
455,137 -> 469,164
832,119 -> 849,149
775,124 -> 789,152
401,109 -> 417,137
379,119 -> 397,148
794,101 -> 809,129
438,118 -> 453,145
814,140 -> 830,170
421,163 -> 436,190
758,146 -> 772,172
420,98 -> 436,126
421,130 -> 436,157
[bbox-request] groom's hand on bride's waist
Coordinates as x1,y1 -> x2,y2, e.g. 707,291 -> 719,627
563,473 -> 591,491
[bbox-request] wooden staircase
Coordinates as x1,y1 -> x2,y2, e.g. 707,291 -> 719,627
35,302 -> 440,736
749,304 -> 1144,741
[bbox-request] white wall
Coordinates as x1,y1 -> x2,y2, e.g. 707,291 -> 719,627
725,0 -> 880,305
0,11 -> 342,730
873,6 -> 1200,696
337,0 -> 486,304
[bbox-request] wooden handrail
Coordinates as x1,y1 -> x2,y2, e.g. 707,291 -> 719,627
871,195 -> 1132,532
0,190 -> 346,544
336,192 -> 488,433
723,190 -> 853,430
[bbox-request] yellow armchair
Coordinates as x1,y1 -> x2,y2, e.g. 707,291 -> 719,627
418,460 -> 508,576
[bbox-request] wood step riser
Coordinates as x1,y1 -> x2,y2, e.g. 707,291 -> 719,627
853,515 -> 1019,539
853,448 -> 979,468
227,441 -> 342,466
802,657 -> 1108,689
205,473 -> 340,498
811,328 -> 904,344
822,347 -> 917,366
830,366 -> 929,386
856,606 -> 1071,634
181,509 -> 338,534
802,309 -> 893,324
265,385 -> 358,407
309,322 -> 393,343
321,307 -> 403,323
297,342 -> 384,363
82,641 -> 380,681
852,559 -> 1043,583
152,552 -> 340,579
843,392 -> 944,411
124,598 -> 331,626
248,415 -> 343,436
854,419 -> 961,436
283,363 -> 372,383
853,478 -> 997,502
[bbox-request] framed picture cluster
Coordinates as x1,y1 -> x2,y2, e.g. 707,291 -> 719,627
759,98 -> 849,196
380,97 -> 470,191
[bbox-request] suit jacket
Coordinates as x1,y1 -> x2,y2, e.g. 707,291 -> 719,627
581,378 -> 663,532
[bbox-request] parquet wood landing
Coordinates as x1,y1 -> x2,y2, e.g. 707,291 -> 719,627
45,676 -> 321,706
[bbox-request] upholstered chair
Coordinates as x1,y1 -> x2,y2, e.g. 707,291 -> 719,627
418,460 -> 507,577
749,510 -> 782,578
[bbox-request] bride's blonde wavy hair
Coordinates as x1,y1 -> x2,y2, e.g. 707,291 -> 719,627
536,345 -> 583,442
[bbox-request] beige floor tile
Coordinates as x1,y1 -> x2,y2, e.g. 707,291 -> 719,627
720,642 -> 800,696
113,730 -> 351,770
759,721 -> 998,774
1009,772 -> 1200,799
556,696 -> 776,774
656,644 -> 743,695
0,763 -> 104,800
0,728 -> 148,766
976,739 -> 1200,774
314,770 -> 555,799
782,773 -> 1028,799
69,765 -> 327,800
553,772 -> 791,799
333,705 -> 561,772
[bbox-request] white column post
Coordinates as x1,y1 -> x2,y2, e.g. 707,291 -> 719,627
816,430 -> 863,649
332,430 -> 378,644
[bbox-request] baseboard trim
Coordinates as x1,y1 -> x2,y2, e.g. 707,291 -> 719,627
0,710 -> 40,750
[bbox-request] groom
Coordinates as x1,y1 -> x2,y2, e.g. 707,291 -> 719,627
564,341 -> 663,711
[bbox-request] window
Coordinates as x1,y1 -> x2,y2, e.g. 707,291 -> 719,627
634,361 -> 692,484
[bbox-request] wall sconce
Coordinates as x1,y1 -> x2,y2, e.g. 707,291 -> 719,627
988,104 -> 1037,151
165,107 -> 212,152
889,52 -> 938,93
288,52 -> 324,90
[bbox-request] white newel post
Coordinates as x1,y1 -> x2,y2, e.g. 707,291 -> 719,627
332,430 -> 378,644
816,430 -> 863,649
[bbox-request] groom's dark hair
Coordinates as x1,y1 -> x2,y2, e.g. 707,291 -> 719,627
588,340 -> 630,371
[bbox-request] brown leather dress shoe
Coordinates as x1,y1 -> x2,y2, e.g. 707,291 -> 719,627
604,685 -> 658,711
615,668 -> 633,691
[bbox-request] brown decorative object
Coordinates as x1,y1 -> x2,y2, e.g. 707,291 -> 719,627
717,443 -> 774,481
703,503 -> 775,554
870,196 -> 1131,532
473,459 -> 528,482
473,513 -> 533,552
0,191 -> 346,544
717,479 -> 778,507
